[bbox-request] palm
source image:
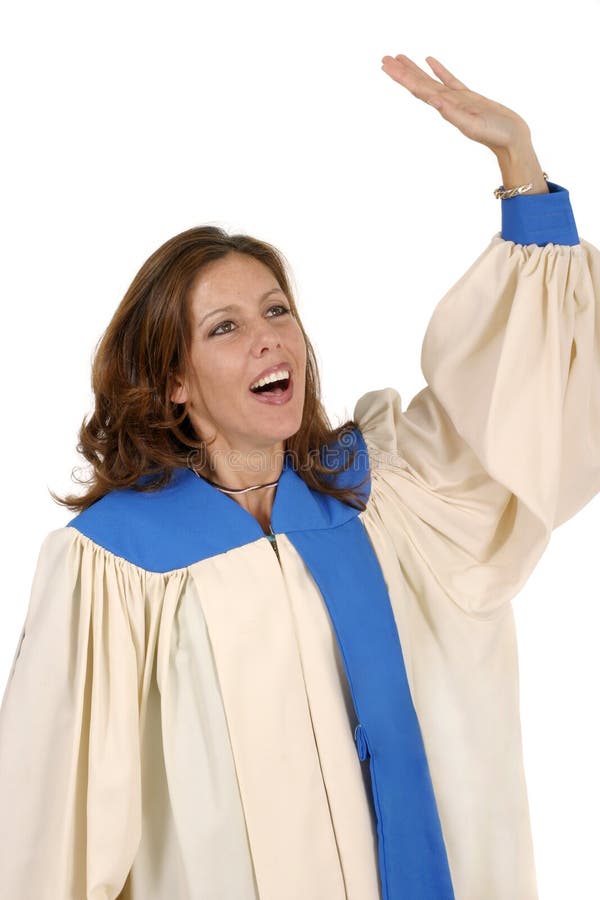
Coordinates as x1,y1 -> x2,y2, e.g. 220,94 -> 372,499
381,54 -> 530,155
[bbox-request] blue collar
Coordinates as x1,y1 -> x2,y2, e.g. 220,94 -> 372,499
67,426 -> 371,572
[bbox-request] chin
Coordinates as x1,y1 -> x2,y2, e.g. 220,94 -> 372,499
256,415 -> 303,450
244,387 -> 306,448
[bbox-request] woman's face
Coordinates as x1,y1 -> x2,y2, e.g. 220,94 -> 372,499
171,251 -> 307,466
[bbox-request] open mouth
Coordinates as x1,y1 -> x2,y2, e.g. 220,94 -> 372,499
250,376 -> 291,396
249,373 -> 293,404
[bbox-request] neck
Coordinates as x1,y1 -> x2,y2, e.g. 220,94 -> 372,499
197,444 -> 285,492
194,441 -> 286,532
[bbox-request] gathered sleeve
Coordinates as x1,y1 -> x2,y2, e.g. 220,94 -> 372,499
354,183 -> 600,619
0,527 -> 145,899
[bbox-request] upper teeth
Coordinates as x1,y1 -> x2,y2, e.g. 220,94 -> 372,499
250,369 -> 290,391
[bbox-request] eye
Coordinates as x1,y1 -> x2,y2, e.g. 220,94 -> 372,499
210,320 -> 235,337
266,304 -> 290,318
209,304 -> 291,337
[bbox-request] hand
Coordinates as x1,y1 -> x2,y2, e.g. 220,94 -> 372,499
381,54 -> 531,157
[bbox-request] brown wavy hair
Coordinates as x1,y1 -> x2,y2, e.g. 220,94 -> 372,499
51,226 -> 369,514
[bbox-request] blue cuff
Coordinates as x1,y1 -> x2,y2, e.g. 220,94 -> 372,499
501,181 -> 580,246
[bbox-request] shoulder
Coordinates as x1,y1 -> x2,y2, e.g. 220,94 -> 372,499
353,387 -> 404,456
66,468 -> 210,573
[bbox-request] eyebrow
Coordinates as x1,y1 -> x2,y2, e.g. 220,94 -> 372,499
199,288 -> 284,327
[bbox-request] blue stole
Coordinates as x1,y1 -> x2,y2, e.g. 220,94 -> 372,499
68,428 -> 455,899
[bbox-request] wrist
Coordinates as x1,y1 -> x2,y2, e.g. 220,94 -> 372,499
495,138 -> 549,196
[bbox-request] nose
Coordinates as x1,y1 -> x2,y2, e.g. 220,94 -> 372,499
250,318 -> 283,356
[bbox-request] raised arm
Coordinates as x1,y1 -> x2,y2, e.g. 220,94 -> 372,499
353,56 -> 599,621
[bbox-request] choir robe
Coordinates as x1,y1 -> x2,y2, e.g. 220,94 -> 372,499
1,182 -> 599,900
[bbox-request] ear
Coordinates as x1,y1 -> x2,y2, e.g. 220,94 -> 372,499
169,372 -> 189,406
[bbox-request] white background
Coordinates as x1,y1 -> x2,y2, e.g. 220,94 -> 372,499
1,0 -> 598,896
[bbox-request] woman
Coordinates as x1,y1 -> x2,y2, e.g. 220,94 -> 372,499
0,55 -> 597,900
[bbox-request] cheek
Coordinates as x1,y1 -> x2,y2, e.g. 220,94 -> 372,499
290,324 -> 307,365
297,339 -> 308,383
188,353 -> 240,405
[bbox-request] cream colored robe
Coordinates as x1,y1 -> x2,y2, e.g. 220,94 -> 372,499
1,204 -> 599,899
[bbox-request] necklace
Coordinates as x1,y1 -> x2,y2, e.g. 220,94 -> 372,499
190,465 -> 281,557
191,467 -> 280,495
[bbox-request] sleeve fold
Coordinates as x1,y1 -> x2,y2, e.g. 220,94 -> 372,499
355,233 -> 600,619
0,527 -> 143,899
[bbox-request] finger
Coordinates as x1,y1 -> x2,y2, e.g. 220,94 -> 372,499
391,54 -> 444,87
381,55 -> 445,105
425,56 -> 469,91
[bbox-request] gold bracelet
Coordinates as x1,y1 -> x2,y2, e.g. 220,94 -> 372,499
493,172 -> 549,200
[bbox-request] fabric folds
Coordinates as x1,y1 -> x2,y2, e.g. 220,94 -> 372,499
355,234 -> 600,621
0,529 -> 143,899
